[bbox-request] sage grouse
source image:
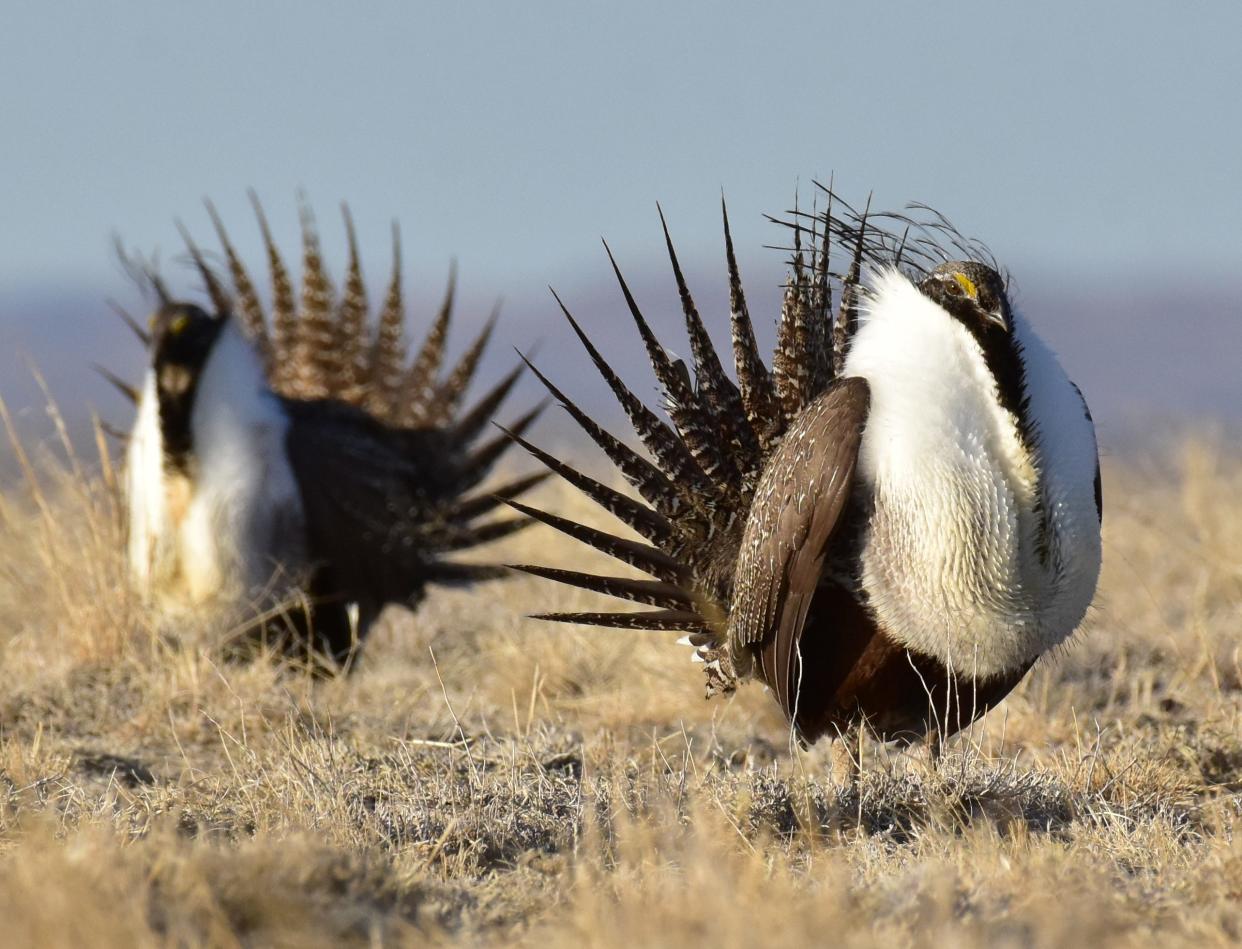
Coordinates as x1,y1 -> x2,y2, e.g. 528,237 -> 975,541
507,193 -> 1102,745
120,197 -> 543,667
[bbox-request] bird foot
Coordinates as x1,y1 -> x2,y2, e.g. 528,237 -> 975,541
701,644 -> 739,698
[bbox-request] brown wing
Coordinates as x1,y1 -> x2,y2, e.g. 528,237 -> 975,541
726,377 -> 870,719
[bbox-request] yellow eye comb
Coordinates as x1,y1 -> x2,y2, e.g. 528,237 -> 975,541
952,272 -> 978,300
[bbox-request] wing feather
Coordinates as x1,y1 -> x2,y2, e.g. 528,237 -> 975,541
727,378 -> 870,718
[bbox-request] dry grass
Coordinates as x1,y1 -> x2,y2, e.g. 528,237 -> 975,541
0,417 -> 1240,947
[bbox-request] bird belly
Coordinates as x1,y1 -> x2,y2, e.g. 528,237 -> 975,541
858,454 -> 1042,679
761,581 -> 1028,744
184,323 -> 307,609
853,407 -> 1097,680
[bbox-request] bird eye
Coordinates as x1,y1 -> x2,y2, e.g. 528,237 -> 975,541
951,273 -> 979,301
169,314 -> 190,335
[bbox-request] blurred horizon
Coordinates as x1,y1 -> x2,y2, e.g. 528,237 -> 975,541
2,1 -> 1239,470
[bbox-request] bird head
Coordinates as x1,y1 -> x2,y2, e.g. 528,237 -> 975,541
146,303 -> 227,469
918,261 -> 1011,336
149,303 -> 223,404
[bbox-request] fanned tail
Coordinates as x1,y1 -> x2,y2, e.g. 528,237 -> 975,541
506,192 -> 892,693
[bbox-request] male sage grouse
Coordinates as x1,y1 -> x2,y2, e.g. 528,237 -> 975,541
506,191 -> 1102,746
117,197 -> 543,667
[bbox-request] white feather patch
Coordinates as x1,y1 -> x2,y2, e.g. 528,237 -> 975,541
125,370 -> 168,596
126,321 -> 306,610
181,321 -> 304,602
842,269 -> 1102,677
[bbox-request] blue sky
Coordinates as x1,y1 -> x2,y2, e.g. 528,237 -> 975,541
3,0 -> 1239,291
1,1 -> 1239,454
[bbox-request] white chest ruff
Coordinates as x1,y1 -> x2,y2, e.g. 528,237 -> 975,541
125,371 -> 171,596
842,271 -> 1102,678
125,323 -> 306,609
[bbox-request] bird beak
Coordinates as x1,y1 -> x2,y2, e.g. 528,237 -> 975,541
985,308 -> 1008,332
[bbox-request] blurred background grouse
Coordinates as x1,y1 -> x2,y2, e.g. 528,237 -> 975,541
506,188 -> 1102,747
113,196 -> 544,669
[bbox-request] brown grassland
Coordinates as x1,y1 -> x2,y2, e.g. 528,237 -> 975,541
0,409 -> 1239,947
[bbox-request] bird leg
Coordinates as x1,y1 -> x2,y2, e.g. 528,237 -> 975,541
701,641 -> 739,698
828,723 -> 863,786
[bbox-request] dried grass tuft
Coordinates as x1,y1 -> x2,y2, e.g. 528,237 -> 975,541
0,417 -> 1239,946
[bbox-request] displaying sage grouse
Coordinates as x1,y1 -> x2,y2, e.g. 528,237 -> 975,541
119,197 -> 543,667
507,192 -> 1102,745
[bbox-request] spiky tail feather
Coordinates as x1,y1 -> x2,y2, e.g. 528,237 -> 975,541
507,187 -> 962,696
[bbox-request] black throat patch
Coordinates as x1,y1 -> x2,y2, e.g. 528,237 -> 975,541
917,268 -> 1052,565
915,267 -> 1032,444
149,303 -> 224,475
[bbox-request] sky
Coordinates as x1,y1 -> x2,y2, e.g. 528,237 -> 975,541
0,0 -> 1239,457
3,0 -> 1240,286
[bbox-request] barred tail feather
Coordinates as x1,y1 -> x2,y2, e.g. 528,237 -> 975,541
498,427 -> 676,549
529,610 -> 710,633
335,204 -> 370,399
250,191 -> 298,386
504,499 -> 690,584
657,206 -> 760,479
205,199 -> 268,351
770,196 -> 835,421
288,198 -> 338,399
509,565 -> 694,610
400,263 -> 456,423
603,242 -> 740,503
722,198 -> 781,450
368,221 -> 407,417
425,306 -> 499,425
551,290 -> 716,511
519,352 -> 688,523
176,221 -> 232,319
832,194 -> 869,375
452,362 -> 525,446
